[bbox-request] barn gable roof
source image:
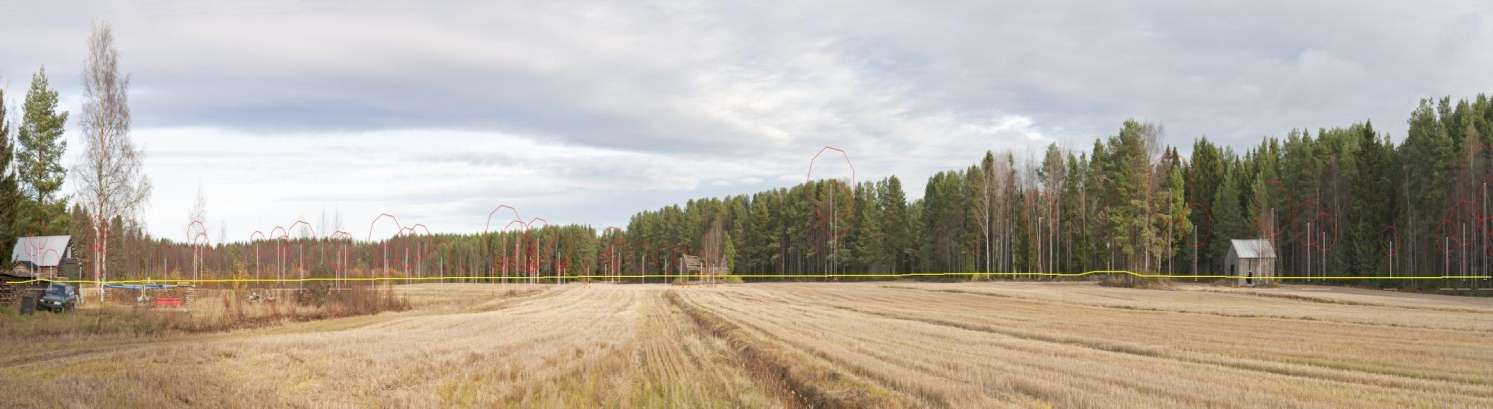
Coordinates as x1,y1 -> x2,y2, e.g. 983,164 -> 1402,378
11,236 -> 72,267
1230,239 -> 1276,259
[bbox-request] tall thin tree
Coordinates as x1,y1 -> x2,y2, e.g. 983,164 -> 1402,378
74,22 -> 152,301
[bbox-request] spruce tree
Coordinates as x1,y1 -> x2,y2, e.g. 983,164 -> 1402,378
1348,122 -> 1390,276
1185,139 -> 1224,270
0,91 -> 19,260
878,176 -> 910,273
1160,157 -> 1192,274
850,182 -> 884,272
1061,153 -> 1087,272
1209,167 -> 1245,272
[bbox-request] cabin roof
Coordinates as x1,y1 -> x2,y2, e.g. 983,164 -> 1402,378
11,236 -> 72,267
1230,239 -> 1276,259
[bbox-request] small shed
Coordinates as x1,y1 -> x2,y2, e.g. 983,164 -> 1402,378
1225,239 -> 1276,286
10,235 -> 76,280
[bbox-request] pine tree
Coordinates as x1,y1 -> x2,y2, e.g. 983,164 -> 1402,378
1102,120 -> 1153,270
16,67 -> 70,236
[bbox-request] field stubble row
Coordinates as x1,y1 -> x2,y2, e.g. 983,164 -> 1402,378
0,282 -> 1489,408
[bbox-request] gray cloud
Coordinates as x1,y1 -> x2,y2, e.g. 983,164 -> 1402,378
2,0 -> 1490,237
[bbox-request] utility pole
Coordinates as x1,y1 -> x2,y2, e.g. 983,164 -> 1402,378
1270,207 -> 1277,281
1407,172 -> 1414,279
1038,216 -> 1044,277
1106,242 -> 1112,271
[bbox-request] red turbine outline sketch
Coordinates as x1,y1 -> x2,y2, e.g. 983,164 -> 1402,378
483,204 -> 523,282
522,217 -> 549,281
329,230 -> 354,286
498,218 -> 527,280
806,145 -> 856,276
602,226 -> 626,282
21,236 -> 63,280
249,230 -> 267,281
186,219 -> 211,281
270,225 -> 289,284
286,219 -> 317,280
366,213 -> 403,279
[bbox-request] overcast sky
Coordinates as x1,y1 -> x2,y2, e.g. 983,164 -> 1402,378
1,0 -> 1491,241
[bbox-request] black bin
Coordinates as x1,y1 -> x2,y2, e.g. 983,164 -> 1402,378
19,296 -> 36,315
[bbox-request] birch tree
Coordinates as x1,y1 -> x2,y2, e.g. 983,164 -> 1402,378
974,151 -> 997,277
74,22 -> 151,301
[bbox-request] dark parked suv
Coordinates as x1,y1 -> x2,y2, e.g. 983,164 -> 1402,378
38,283 -> 78,313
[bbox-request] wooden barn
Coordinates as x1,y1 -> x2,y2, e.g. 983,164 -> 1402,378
1225,239 -> 1276,286
10,235 -> 78,280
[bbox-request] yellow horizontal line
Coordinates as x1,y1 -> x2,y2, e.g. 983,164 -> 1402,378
3,271 -> 1488,286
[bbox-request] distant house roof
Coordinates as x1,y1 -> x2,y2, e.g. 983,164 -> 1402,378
11,236 -> 71,267
1230,239 -> 1276,259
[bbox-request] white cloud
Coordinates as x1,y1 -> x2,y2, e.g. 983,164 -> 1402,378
134,127 -> 768,241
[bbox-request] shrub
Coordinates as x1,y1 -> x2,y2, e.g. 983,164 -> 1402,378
1098,276 -> 1173,289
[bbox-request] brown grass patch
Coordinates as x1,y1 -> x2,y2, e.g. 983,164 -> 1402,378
1098,276 -> 1174,289
0,283 -> 409,339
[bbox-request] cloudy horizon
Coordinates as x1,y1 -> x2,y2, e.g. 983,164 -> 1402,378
2,0 -> 1490,241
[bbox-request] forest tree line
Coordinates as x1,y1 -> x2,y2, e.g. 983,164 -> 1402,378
6,74 -> 1493,287
615,94 -> 1493,288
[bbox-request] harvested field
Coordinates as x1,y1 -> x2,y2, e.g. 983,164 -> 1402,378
1,282 -> 1490,408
